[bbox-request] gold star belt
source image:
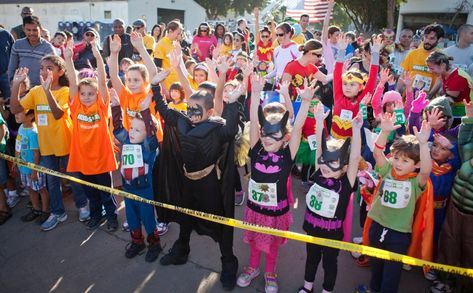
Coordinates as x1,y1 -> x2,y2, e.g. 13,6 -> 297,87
183,164 -> 221,180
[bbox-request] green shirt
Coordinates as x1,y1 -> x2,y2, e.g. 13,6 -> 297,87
368,162 -> 424,233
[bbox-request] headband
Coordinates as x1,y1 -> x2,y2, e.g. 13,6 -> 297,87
194,63 -> 209,72
342,72 -> 365,85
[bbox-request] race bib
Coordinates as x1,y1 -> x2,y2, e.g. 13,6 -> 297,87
37,114 -> 48,126
248,179 -> 278,207
380,178 -> 412,209
121,144 -> 144,168
413,74 -> 432,91
359,104 -> 368,119
306,183 -> 340,218
393,108 -> 405,125
340,109 -> 353,121
307,134 -> 317,151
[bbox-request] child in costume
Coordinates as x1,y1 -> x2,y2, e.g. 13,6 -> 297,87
64,41 -> 119,231
357,114 -> 434,293
236,76 -> 315,293
112,89 -> 162,262
432,100 -> 473,293
331,35 -> 381,139
151,67 -> 242,290
298,103 -> 362,293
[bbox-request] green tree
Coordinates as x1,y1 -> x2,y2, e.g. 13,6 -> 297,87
195,0 -> 268,19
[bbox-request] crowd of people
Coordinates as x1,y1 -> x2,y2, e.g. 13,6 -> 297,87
1,1 -> 473,292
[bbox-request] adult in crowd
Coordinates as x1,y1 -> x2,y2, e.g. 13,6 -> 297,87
191,22 -> 217,62
320,0 -> 339,75
7,16 -> 55,86
10,7 -> 33,40
299,14 -> 314,41
151,24 -> 164,43
0,28 -> 14,98
102,18 -> 133,63
272,22 -> 300,81
390,28 -> 413,74
73,27 -> 100,70
132,19 -> 155,57
444,24 -> 473,71
214,23 -> 226,45
400,23 -> 445,94
236,18 -> 252,54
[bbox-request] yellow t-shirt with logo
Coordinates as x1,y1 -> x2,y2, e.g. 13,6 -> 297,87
20,86 -> 72,156
401,47 -> 438,91
143,34 -> 155,56
153,36 -> 178,89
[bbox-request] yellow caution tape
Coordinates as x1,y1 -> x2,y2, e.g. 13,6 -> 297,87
3,153 -> 473,278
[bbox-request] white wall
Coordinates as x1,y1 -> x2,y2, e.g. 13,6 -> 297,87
0,2 -> 128,33
127,0 -> 206,32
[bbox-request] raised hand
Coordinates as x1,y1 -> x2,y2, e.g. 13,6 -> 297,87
371,35 -> 383,54
13,67 -> 29,84
169,49 -> 181,69
227,83 -> 244,103
296,78 -> 318,102
110,34 -> 122,54
251,73 -> 265,94
411,90 -> 429,113
40,69 -> 53,91
276,80 -> 290,98
352,110 -> 363,130
379,112 -> 401,132
130,31 -> 144,49
110,88 -> 120,107
150,69 -> 171,86
337,32 -> 348,51
400,71 -> 413,87
379,67 -> 390,85
426,107 -> 446,129
216,56 -> 231,74
465,99 -> 473,118
360,92 -> 372,105
140,93 -> 152,111
413,120 -> 431,144
241,61 -> 254,78
314,102 -> 329,121
89,39 -> 101,58
63,41 -> 74,60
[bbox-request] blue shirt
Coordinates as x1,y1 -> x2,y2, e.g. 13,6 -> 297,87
16,124 -> 39,175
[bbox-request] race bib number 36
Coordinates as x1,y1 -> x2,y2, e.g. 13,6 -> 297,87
122,144 -> 144,168
248,179 -> 278,207
306,183 -> 339,218
380,178 -> 411,209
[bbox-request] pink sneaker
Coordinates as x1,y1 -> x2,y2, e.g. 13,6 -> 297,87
264,272 -> 278,293
236,266 -> 260,287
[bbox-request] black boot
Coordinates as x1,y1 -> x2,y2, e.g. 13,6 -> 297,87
125,229 -> 146,258
159,239 -> 190,266
145,230 -> 163,263
220,255 -> 238,291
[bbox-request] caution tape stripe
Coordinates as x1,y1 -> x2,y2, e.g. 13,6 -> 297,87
2,153 -> 472,278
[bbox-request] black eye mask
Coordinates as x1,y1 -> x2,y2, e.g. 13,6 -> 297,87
318,130 -> 351,172
187,104 -> 204,119
258,106 -> 289,141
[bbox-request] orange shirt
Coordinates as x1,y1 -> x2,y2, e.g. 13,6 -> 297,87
119,86 -> 164,142
67,95 -> 117,174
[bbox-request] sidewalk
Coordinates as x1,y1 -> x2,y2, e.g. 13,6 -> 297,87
0,179 -> 431,293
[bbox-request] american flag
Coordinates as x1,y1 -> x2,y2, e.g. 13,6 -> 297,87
285,0 -> 333,22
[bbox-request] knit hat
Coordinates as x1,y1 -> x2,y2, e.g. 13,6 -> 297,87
83,27 -> 98,37
382,90 -> 402,106
425,96 -> 453,118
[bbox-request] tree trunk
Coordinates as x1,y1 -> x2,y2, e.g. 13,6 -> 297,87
387,0 -> 395,29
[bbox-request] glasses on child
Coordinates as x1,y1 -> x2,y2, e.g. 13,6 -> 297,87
276,33 -> 285,37
85,33 -> 95,37
311,52 -> 322,58
261,35 -> 270,39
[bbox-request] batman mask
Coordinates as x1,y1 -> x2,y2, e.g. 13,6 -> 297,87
258,106 -> 289,141
187,104 -> 204,120
317,130 -> 351,172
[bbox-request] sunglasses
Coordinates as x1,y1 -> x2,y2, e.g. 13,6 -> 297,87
133,26 -> 143,30
311,52 -> 322,57
261,35 -> 270,39
276,33 -> 285,37
85,32 -> 95,37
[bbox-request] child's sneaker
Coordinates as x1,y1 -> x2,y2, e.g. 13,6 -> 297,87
264,272 -> 278,293
21,209 -> 41,222
107,217 -> 119,232
430,281 -> 452,293
424,270 -> 438,281
234,191 -> 245,206
156,222 -> 169,236
236,266 -> 260,287
122,221 -> 130,232
353,236 -> 363,244
6,196 -> 20,208
41,213 -> 68,231
402,264 -> 412,271
79,205 -> 90,222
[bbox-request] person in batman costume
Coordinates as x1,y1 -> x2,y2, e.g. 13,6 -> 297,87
150,69 -> 243,290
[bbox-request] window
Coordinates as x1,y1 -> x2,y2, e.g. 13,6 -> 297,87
104,11 -> 112,19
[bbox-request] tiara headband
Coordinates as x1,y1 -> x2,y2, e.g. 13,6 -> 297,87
342,72 -> 365,85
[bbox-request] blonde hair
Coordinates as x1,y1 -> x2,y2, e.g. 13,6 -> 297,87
78,77 -> 98,91
127,64 -> 149,83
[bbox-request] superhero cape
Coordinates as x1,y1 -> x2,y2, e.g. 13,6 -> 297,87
362,169 -> 434,262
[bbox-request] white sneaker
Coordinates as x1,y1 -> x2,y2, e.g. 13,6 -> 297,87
237,267 -> 260,287
424,270 -> 438,281
6,196 -> 20,208
79,205 -> 90,222
430,281 -> 452,293
353,236 -> 363,244
402,264 -> 412,271
157,222 -> 169,236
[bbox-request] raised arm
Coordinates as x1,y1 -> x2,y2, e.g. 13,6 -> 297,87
90,40 -> 108,104
321,0 -> 335,44
63,41 -> 78,102
314,102 -> 330,171
254,8 -> 261,44
372,68 -> 390,118
41,71 -> 65,120
347,112 -> 362,186
214,57 -> 231,116
130,32 -> 157,78
170,43 -> 194,97
374,113 -> 401,169
108,35 -> 125,94
276,80 -> 294,119
150,70 -> 180,126
10,68 -> 28,114
413,120 -> 432,187
250,74 -> 264,148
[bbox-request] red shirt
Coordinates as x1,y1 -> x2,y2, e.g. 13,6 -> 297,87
443,68 -> 470,103
283,60 -> 319,101
257,40 -> 273,62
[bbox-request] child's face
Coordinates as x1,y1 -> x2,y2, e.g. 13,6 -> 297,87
14,112 -> 25,124
342,81 -> 363,98
224,36 -> 232,46
427,62 -> 446,76
319,160 -> 347,179
222,84 -> 236,103
193,69 -> 207,84
236,58 -> 246,68
431,136 -> 453,163
53,35 -> 66,47
187,99 -> 211,124
391,152 -> 418,176
40,60 -> 64,84
261,130 -> 285,153
385,102 -> 395,114
170,89 -> 182,103
129,118 -> 147,144
79,84 -> 98,107
126,70 -> 146,93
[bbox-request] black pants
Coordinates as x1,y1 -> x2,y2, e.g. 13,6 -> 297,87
304,242 -> 340,291
81,172 -> 117,220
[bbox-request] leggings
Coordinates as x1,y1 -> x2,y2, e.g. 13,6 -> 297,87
304,242 -> 340,291
249,242 -> 280,273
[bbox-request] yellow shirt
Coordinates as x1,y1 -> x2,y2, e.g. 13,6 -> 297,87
292,34 -> 305,45
154,36 -> 178,89
143,34 -> 155,56
220,44 -> 233,57
401,47 -> 438,91
20,86 -> 72,156
169,101 -> 187,112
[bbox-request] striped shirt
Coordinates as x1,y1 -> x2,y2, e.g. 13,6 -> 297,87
8,38 -> 55,86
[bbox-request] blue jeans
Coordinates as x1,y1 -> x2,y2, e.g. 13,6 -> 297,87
369,221 -> 411,293
81,172 -> 117,220
41,155 -> 87,215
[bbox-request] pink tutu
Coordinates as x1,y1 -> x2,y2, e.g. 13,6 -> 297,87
243,207 -> 293,254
